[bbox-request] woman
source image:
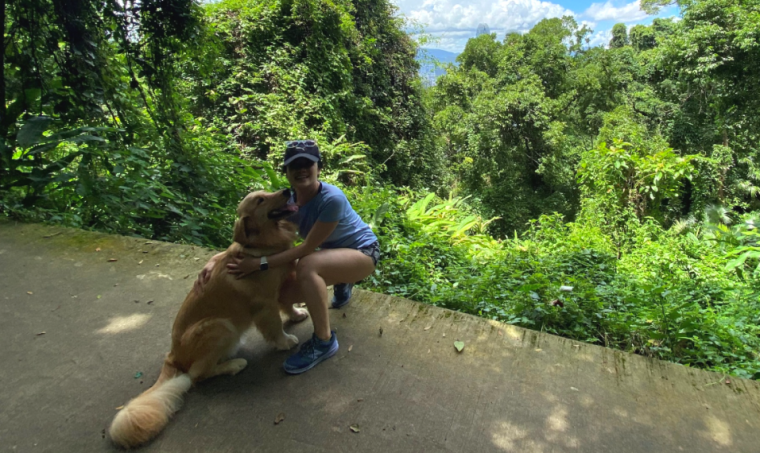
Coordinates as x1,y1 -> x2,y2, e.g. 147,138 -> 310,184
194,140 -> 379,374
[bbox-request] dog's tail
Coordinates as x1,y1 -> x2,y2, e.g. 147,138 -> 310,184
109,361 -> 191,449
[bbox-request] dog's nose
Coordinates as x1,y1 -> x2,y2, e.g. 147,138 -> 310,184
282,189 -> 291,198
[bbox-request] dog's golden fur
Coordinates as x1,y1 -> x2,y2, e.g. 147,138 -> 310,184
109,189 -> 303,449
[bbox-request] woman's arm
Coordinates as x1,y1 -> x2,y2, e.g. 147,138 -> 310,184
226,220 -> 339,277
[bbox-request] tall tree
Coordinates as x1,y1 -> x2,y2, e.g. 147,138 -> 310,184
609,23 -> 629,48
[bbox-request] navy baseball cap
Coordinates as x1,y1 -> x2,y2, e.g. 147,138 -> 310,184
283,140 -> 320,166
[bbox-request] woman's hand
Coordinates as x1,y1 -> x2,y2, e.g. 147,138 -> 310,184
227,254 -> 261,279
194,257 -> 219,294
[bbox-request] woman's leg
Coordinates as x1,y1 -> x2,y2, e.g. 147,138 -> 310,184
295,248 -> 375,340
278,271 -> 309,322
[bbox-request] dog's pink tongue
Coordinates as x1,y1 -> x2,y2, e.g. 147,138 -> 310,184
286,204 -> 299,213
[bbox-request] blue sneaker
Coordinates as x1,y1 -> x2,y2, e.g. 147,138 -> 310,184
283,331 -> 339,375
331,283 -> 354,309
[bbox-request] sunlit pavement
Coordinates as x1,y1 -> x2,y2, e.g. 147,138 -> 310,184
2,219 -> 759,452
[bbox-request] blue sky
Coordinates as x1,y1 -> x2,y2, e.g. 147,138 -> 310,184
390,0 -> 680,52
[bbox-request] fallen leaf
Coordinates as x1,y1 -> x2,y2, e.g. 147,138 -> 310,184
442,333 -> 446,338
357,398 -> 364,402
115,405 -> 124,410
36,331 -> 46,336
27,291 -> 33,295
184,274 -> 190,279
725,379 -> 732,385
108,258 -> 117,262
348,345 -> 353,352
138,260 -> 143,265
349,424 -> 360,433
145,242 -> 153,245
454,341 -> 465,352
147,300 -> 154,305
194,257 -> 200,261
274,413 -> 285,425
342,313 -> 347,318
97,295 -> 102,299
535,348 -> 542,352
424,326 -> 431,331
379,327 -> 383,337
155,264 -> 159,267
570,387 -> 579,391
134,372 -> 143,379
134,300 -> 139,303
143,251 -> 149,254
95,247 -> 101,252
43,232 -> 62,238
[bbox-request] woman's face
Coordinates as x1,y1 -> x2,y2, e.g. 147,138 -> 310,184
285,158 -> 319,190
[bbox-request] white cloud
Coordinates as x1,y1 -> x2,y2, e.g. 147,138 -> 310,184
398,0 -> 573,52
393,0 -> 659,53
587,29 -> 612,47
400,0 -> 572,32
581,0 -> 648,22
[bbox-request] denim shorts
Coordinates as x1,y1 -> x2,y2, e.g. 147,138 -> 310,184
358,241 -> 380,266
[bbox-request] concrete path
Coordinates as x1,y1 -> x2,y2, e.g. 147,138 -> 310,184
1,220 -> 759,453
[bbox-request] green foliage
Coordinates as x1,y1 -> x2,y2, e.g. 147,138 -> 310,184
609,23 -> 629,48
188,0 -> 442,189
350,186 -> 760,379
457,33 -> 502,77
578,137 -> 697,223
430,0 -> 760,234
1,0 -> 437,244
630,24 -> 657,51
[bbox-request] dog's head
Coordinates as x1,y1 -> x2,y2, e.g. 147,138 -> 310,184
233,189 -> 298,247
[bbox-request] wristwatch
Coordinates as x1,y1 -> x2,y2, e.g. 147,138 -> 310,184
259,256 -> 269,271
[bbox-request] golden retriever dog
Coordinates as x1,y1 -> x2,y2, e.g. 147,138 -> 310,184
109,189 -> 306,449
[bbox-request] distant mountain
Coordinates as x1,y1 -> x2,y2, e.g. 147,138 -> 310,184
416,48 -> 460,85
417,48 -> 460,65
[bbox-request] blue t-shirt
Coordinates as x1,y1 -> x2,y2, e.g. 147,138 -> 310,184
288,182 -> 377,250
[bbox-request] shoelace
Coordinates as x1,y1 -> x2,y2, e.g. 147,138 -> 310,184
299,338 -> 317,358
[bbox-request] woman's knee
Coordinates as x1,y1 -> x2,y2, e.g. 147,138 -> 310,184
295,254 -> 321,277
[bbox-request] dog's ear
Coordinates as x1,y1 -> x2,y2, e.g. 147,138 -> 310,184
234,215 -> 261,244
233,216 -> 249,244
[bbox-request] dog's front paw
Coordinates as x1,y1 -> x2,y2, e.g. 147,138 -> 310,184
288,307 -> 309,323
228,358 -> 248,375
276,333 -> 299,350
